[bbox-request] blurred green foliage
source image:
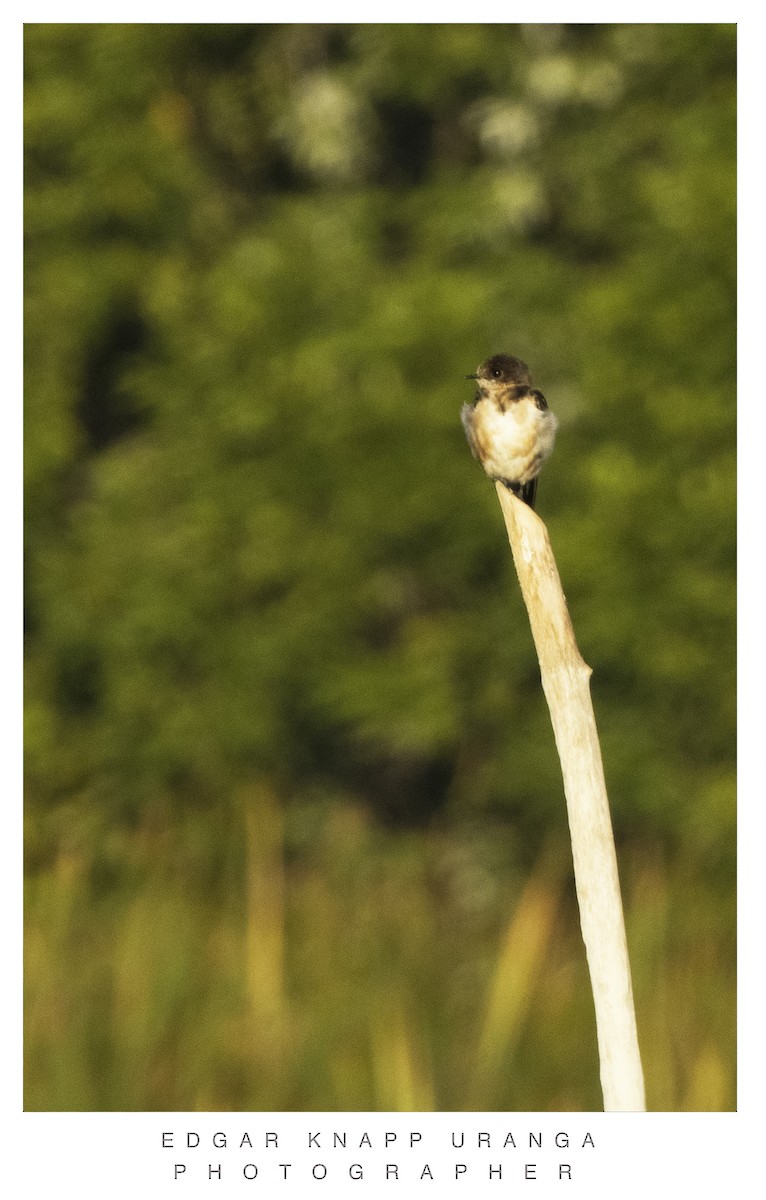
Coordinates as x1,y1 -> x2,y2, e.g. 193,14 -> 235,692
24,23 -> 735,1111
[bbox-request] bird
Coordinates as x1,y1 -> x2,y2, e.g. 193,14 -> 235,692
461,353 -> 558,510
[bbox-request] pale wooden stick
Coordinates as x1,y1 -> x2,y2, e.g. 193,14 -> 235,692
495,482 -> 646,1111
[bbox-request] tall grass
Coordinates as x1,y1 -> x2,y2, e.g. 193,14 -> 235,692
24,791 -> 734,1111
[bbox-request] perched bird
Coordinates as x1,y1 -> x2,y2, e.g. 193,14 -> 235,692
461,353 -> 558,509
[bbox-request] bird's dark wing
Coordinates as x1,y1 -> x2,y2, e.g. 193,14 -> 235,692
460,402 -> 482,462
530,388 -> 548,411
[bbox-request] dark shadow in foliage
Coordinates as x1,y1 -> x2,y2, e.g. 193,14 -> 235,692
351,745 -> 455,828
53,637 -> 103,716
375,99 -> 435,186
77,298 -> 152,453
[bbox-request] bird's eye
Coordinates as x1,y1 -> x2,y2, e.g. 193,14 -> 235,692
491,367 -> 502,378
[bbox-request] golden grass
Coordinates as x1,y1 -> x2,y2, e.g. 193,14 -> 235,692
24,797 -> 735,1112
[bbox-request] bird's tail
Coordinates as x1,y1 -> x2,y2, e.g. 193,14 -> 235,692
520,478 -> 538,509
501,477 -> 538,509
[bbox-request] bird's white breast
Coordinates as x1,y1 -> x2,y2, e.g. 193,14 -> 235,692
473,396 -> 558,484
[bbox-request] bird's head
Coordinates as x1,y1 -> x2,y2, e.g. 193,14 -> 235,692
466,353 -> 532,386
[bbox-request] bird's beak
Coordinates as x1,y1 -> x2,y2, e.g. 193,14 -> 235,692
465,373 -> 478,379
